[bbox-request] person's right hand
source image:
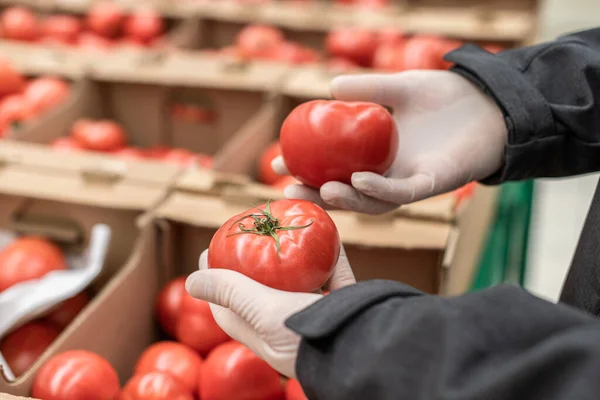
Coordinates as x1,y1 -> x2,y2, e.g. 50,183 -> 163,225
273,70 -> 508,214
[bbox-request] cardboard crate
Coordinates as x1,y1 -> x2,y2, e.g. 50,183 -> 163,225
8,56 -> 288,174
0,141 -> 176,396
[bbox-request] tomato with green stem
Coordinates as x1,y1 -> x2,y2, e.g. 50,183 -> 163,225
208,199 -> 340,293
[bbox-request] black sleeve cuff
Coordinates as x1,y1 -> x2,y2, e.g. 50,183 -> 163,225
445,45 -> 556,184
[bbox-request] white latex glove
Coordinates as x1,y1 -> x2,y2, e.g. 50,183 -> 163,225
273,70 -> 508,214
185,246 -> 355,378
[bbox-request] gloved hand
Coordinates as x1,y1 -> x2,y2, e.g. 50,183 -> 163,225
185,246 -> 355,378
272,70 -> 508,214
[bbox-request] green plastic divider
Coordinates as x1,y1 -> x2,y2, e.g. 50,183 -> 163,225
470,180 -> 535,291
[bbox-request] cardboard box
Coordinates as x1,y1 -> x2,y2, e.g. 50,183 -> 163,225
0,141 -> 176,396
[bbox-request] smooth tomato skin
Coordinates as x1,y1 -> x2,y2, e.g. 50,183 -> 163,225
199,342 -> 284,400
175,293 -> 230,356
0,59 -> 26,97
71,119 -> 127,152
50,136 -> 85,152
33,350 -> 120,400
121,372 -> 194,400
123,9 -> 164,44
0,7 -> 39,42
134,341 -> 203,395
325,28 -> 378,66
372,42 -> 405,71
41,15 -> 82,44
0,95 -> 32,127
24,77 -> 70,114
45,292 -> 90,330
155,277 -> 186,337
285,379 -> 308,400
0,237 -> 67,292
236,24 -> 284,59
401,35 -> 447,70
209,199 -> 340,292
258,141 -> 282,185
0,322 -> 61,376
86,1 -> 123,38
280,100 -> 398,188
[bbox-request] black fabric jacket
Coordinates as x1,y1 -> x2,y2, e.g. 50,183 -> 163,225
285,28 -> 600,400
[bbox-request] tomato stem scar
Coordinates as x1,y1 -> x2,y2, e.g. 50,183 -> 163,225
226,200 -> 314,261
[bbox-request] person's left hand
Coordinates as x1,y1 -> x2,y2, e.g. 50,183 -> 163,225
185,246 -> 355,378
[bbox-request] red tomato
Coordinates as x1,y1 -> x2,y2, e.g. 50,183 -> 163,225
325,28 -> 378,66
236,24 -> 284,60
437,39 -> 464,69
24,77 -> 70,115
86,1 -> 123,38
0,237 -> 67,293
113,147 -> 146,160
199,342 -> 284,400
78,31 -> 114,51
0,95 -> 33,128
41,15 -> 82,44
155,277 -> 186,337
144,145 -> 171,159
484,44 -> 504,54
285,379 -> 308,400
0,6 -> 39,42
357,0 -> 389,7
280,100 -> 398,188
134,341 -> 203,395
372,42 -> 405,71
50,136 -> 85,152
0,58 -> 26,97
121,372 -> 194,400
377,28 -> 405,46
258,141 -> 282,185
0,322 -> 60,376
326,57 -> 360,73
175,293 -> 230,356
71,119 -> 127,152
124,9 -> 164,44
209,199 -> 339,292
272,175 -> 300,190
32,350 -> 120,400
273,42 -> 320,65
45,293 -> 90,330
402,35 -> 447,70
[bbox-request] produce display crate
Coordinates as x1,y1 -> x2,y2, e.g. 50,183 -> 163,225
0,141 -> 176,396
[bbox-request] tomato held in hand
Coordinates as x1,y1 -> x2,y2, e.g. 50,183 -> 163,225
41,15 -> 82,44
0,6 -> 39,42
86,1 -> 123,38
209,199 -> 340,292
155,277 -> 186,337
325,28 -> 378,66
134,341 -> 203,395
45,292 -> 90,330
258,141 -> 282,185
123,9 -> 164,44
32,350 -> 120,400
236,24 -> 284,59
0,322 -> 60,376
0,58 -> 25,97
280,100 -> 398,188
121,372 -> 194,400
175,293 -> 230,355
0,237 -> 67,292
24,77 -> 70,115
71,119 -> 127,152
285,379 -> 308,400
199,342 -> 284,400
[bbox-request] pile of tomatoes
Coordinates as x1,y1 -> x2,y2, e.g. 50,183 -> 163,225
50,118 -> 214,168
28,276 -> 309,400
0,237 -> 90,377
208,23 -> 503,72
0,3 -> 167,51
0,59 -> 71,138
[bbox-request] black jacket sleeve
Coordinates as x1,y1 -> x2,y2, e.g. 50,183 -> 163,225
286,281 -> 600,400
445,28 -> 600,183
